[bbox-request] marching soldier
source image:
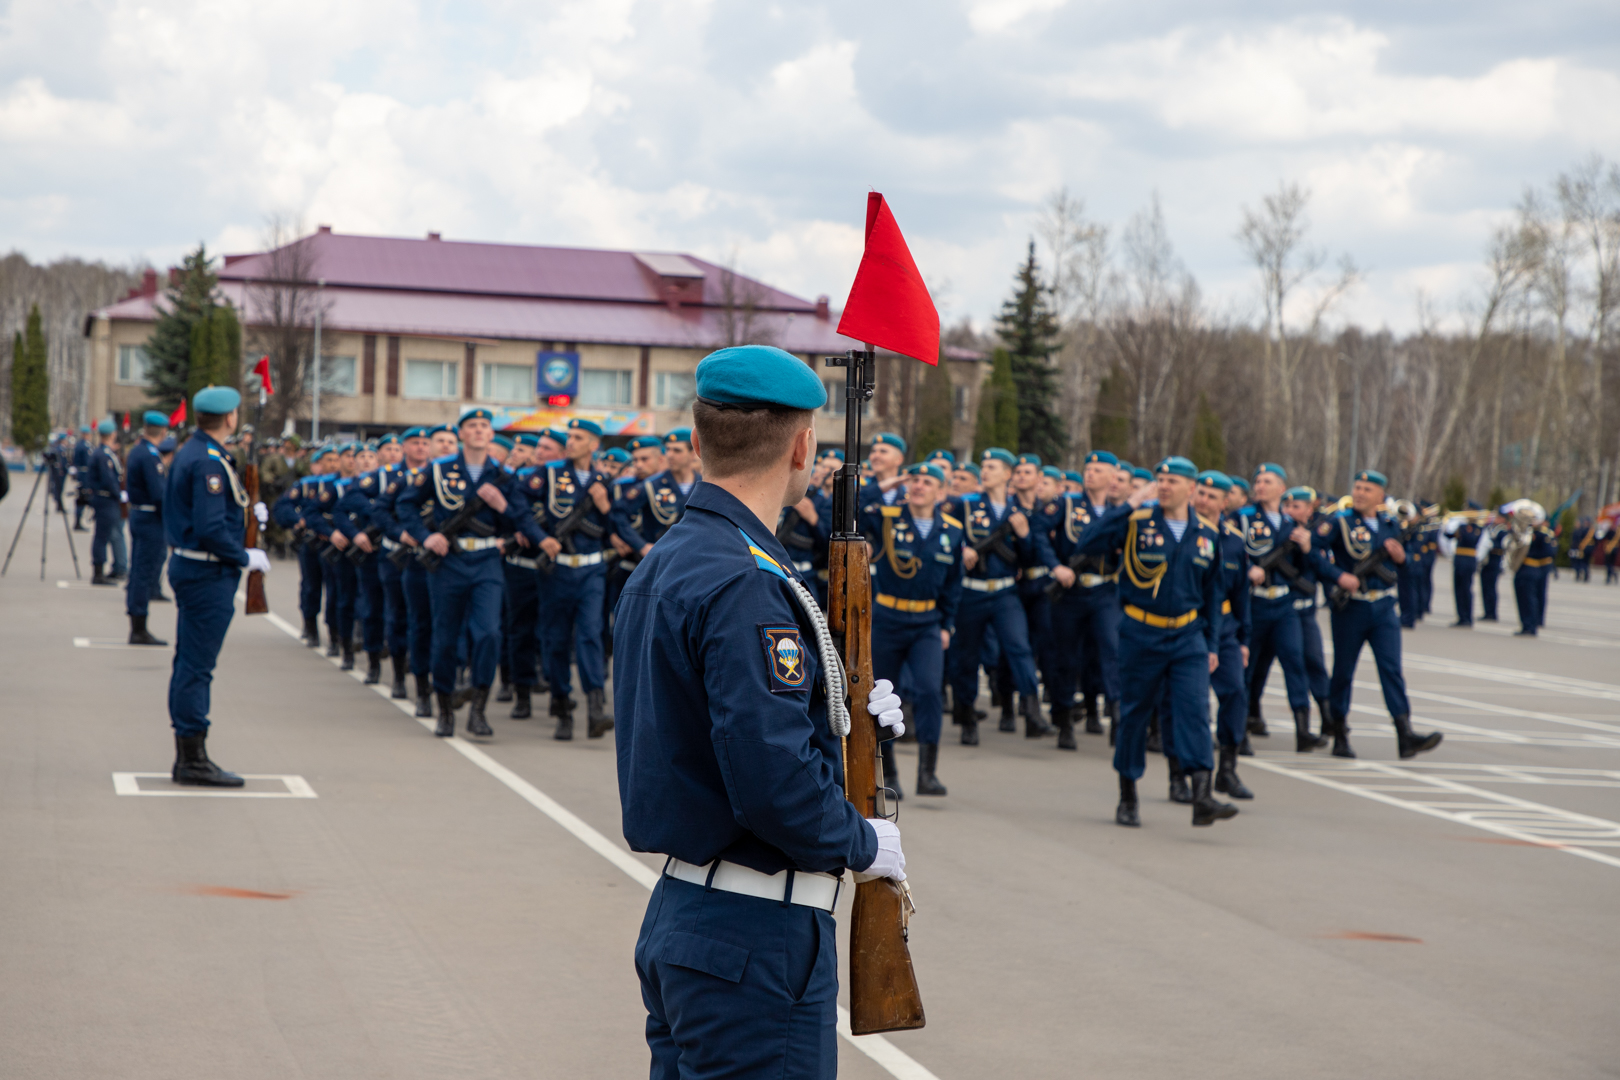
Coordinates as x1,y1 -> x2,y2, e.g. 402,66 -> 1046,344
272,449 -> 329,647
1194,471 -> 1253,799
1039,450 -> 1118,747
1243,465 -> 1325,751
86,417 -> 129,585
320,444 -> 362,670
334,442 -> 388,682
375,427 -> 438,716
1441,501 -> 1485,627
1003,453 -> 1056,736
1285,486 -> 1334,749
125,410 -> 172,645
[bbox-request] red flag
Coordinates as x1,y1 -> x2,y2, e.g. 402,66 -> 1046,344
253,355 -> 275,395
121,412 -> 130,431
168,399 -> 187,427
836,193 -> 940,366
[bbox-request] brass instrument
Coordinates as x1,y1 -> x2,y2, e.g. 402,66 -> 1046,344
1500,499 -> 1546,574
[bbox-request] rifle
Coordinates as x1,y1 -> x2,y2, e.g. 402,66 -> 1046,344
417,493 -> 495,572
1043,550 -> 1113,600
1255,537 -> 1307,590
970,515 -> 1018,566
777,507 -> 817,552
241,458 -> 269,615
824,348 -> 925,1036
535,484 -> 604,574
345,524 -> 385,564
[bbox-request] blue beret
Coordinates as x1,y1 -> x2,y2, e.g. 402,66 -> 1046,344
819,448 -> 845,462
1064,470 -> 1083,484
695,345 -> 826,411
1355,469 -> 1389,488
425,424 -> 452,438
458,406 -> 494,427
925,449 -> 955,465
601,447 -> 631,463
400,428 -> 427,441
906,462 -> 947,484
337,443 -> 357,454
376,433 -> 400,447
97,417 -> 115,435
629,435 -> 663,451
361,439 -> 378,452
311,447 -> 333,461
1156,457 -> 1196,479
194,385 -> 241,414
515,433 -> 541,447
157,436 -> 177,453
1041,466 -> 1064,480
492,434 -> 514,450
1117,460 -> 1134,472
1016,453 -> 1042,467
540,428 -> 568,447
1132,467 -> 1154,481
873,432 -> 907,454
982,447 -> 1016,467
142,410 -> 169,427
959,462 -> 981,478
664,427 -> 693,447
568,418 -> 603,438
1285,486 -> 1317,502
1084,450 -> 1118,466
1256,462 -> 1288,481
79,425 -> 90,433
1197,470 -> 1232,491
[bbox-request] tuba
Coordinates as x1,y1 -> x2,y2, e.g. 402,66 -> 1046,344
1501,499 -> 1546,574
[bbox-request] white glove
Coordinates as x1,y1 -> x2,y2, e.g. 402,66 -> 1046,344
246,548 -> 272,575
253,501 -> 269,526
868,678 -> 904,738
857,818 -> 906,882
120,491 -> 129,503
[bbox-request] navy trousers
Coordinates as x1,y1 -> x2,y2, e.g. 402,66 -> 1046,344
1297,600 -> 1330,701
872,614 -> 944,744
999,584 -> 1053,696
540,563 -> 607,695
636,876 -> 837,1080
1328,598 -> 1410,720
356,555 -> 384,653
504,559 -> 543,687
950,587 -> 1037,705
322,551 -> 342,634
1514,565 -> 1548,633
1397,561 -> 1418,627
1452,558 -> 1476,625
1211,627 -> 1248,748
1247,596 -> 1310,710
378,554 -> 409,659
1480,562 -> 1501,619
427,551 -> 504,693
125,511 -> 166,617
91,499 -> 127,575
1075,585 -> 1122,704
167,556 -> 240,738
297,542 -> 325,622
403,560 -> 433,676
331,558 -> 358,643
1417,557 -> 1435,615
1114,619 -> 1214,778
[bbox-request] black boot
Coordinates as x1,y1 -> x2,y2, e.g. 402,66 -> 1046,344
326,631 -> 340,658
435,692 -> 456,738
1311,699 -> 1332,749
1022,694 -> 1054,737
1329,705 -> 1356,759
302,616 -> 321,647
1190,769 -> 1238,826
511,684 -> 532,719
1293,706 -> 1317,753
1106,700 -> 1119,746
1145,710 -> 1162,754
1247,704 -> 1269,737
916,743 -> 947,796
1116,774 -> 1140,827
956,697 -> 979,746
1167,758 -> 1193,804
414,674 -> 434,718
1214,745 -> 1254,799
496,664 -> 513,703
364,651 -> 382,685
552,693 -> 575,741
587,688 -> 614,738
390,653 -> 409,699
466,687 -> 493,738
1083,696 -> 1103,735
1393,714 -> 1443,759
128,615 -> 167,646
998,686 -> 1017,732
91,568 -> 112,586
881,740 -> 902,802
1238,734 -> 1254,757
171,734 -> 245,787
1053,705 -> 1077,750
340,640 -> 355,672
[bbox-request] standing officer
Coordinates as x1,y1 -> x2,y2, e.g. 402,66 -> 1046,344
125,410 -> 172,645
863,461 -> 964,797
1077,456 -> 1235,829
1196,471 -> 1254,800
86,417 -> 129,585
71,425 -> 92,531
1442,502 -> 1485,627
164,387 -> 272,787
396,407 -> 541,738
1308,470 -> 1443,759
614,345 -> 905,1080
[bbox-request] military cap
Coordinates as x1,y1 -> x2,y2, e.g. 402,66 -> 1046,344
958,462 -> 981,478
492,434 -> 514,450
1016,453 -> 1042,467
568,417 -> 603,438
1084,450 -> 1118,466
906,462 -> 947,484
376,432 -> 400,447
1255,462 -> 1288,480
142,410 -> 169,427
694,345 -> 827,411
1197,470 -> 1232,491
925,449 -> 955,465
311,447 -> 333,462
401,427 -> 428,441
194,385 -> 241,414
818,448 -> 845,462
1132,466 -> 1154,481
1042,466 -> 1064,480
663,427 -> 693,447
515,432 -> 541,448
1355,469 -> 1389,488
628,435 -> 663,451
982,447 -> 1016,466
78,425 -> 90,433
1230,476 -> 1250,493
157,436 -> 177,453
1117,460 -> 1135,472
1064,470 -> 1083,484
1156,456 -> 1197,479
97,417 -> 115,435
426,424 -> 453,438
539,428 -> 568,447
458,406 -> 495,428
337,443 -> 357,455
1285,485 -> 1317,502
601,446 -> 631,463
873,432 -> 907,453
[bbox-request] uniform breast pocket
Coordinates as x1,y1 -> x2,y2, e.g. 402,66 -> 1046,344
933,553 -> 954,563
1193,557 -> 1210,568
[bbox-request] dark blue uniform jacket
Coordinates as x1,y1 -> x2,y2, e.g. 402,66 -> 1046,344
396,453 -> 541,548
163,430 -> 248,567
860,502 -> 964,633
1077,504 -> 1224,651
126,439 -> 166,511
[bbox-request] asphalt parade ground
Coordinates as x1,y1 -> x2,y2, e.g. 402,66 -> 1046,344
3,493 -> 1619,1079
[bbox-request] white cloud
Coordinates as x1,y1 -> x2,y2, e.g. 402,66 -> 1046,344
966,0 -> 1069,35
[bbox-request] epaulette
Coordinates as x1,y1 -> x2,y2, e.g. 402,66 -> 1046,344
739,528 -> 793,582
431,453 -> 457,464
1224,520 -> 1244,537
1197,513 -> 1219,531
941,512 -> 963,529
962,493 -> 981,503
613,474 -> 637,486
880,505 -> 903,518
545,459 -> 567,469
313,474 -> 336,483
1130,508 -> 1153,520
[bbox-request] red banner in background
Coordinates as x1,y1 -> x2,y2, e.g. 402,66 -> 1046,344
168,400 -> 187,427
836,193 -> 940,365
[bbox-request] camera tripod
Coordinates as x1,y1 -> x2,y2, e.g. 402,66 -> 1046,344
2,463 -> 81,580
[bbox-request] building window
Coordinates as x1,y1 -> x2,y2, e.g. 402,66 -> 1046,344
481,363 -> 533,404
306,355 -> 358,396
403,358 -> 458,400
954,385 -> 970,422
654,371 -> 695,410
580,369 -> 633,407
116,345 -> 150,385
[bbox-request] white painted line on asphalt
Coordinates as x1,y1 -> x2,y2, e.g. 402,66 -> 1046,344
261,609 -> 940,1079
112,772 -> 318,798
1256,685 -> 1620,751
1401,652 -> 1620,704
74,637 -> 167,650
56,580 -> 100,589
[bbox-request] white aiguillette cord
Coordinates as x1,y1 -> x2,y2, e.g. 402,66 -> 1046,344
787,577 -> 850,738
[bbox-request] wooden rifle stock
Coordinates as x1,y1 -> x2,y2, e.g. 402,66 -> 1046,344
241,461 -> 269,615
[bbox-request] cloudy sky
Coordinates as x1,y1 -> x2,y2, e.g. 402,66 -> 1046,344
2,0 -> 1618,332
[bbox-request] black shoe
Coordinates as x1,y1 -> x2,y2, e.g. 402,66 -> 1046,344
1190,769 -> 1238,826
326,634 -> 341,658
1167,760 -> 1193,804
1022,694 -> 1054,737
1116,775 -> 1140,827
1328,705 -> 1356,759
880,740 -> 902,802
511,684 -> 532,719
466,687 -> 493,738
998,706 -> 1017,733
1238,734 -> 1254,757
1310,699 -> 1332,749
1449,619 -> 1472,628
390,653 -> 409,699
302,617 -> 321,647
73,524 -> 88,532
1292,706 -> 1317,753
495,665 -> 513,703
128,616 -> 167,647
587,688 -> 614,738
552,693 -> 575,740
364,652 -> 382,684
915,743 -> 947,796
435,692 -> 456,738
1481,615 -> 1498,622
1247,709 -> 1269,737
1214,745 -> 1254,799
340,641 -> 355,671
955,698 -> 979,746
414,674 -> 434,718
1053,705 -> 1077,750
152,593 -> 171,603
1513,629 -> 1537,637
171,734 -> 244,787
91,570 -> 114,586
1106,700 -> 1119,747
1083,697 -> 1103,735
1393,714 -> 1442,759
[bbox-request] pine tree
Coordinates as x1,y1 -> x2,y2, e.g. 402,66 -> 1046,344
9,305 -> 49,451
911,353 -> 956,462
973,348 -> 1020,457
994,240 -> 1067,462
1188,394 -> 1226,473
1441,474 -> 1467,512
144,245 -> 220,411
1090,369 -> 1130,458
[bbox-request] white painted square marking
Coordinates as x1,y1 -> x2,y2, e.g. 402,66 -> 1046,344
75,638 -> 166,650
111,773 -> 318,798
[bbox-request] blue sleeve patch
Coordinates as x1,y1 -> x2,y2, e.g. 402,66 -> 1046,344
759,624 -> 809,692
739,528 -> 793,582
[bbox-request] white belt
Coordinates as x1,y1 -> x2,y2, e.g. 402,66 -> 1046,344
1251,585 -> 1291,600
134,503 -> 158,512
1023,566 -> 1049,580
1077,573 -> 1112,588
792,560 -> 815,573
1352,588 -> 1395,602
174,548 -> 222,563
963,576 -> 1016,592
554,551 -> 604,568
663,858 -> 842,912
457,537 -> 502,552
506,555 -> 540,569
1293,597 -> 1315,611
381,537 -> 401,551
